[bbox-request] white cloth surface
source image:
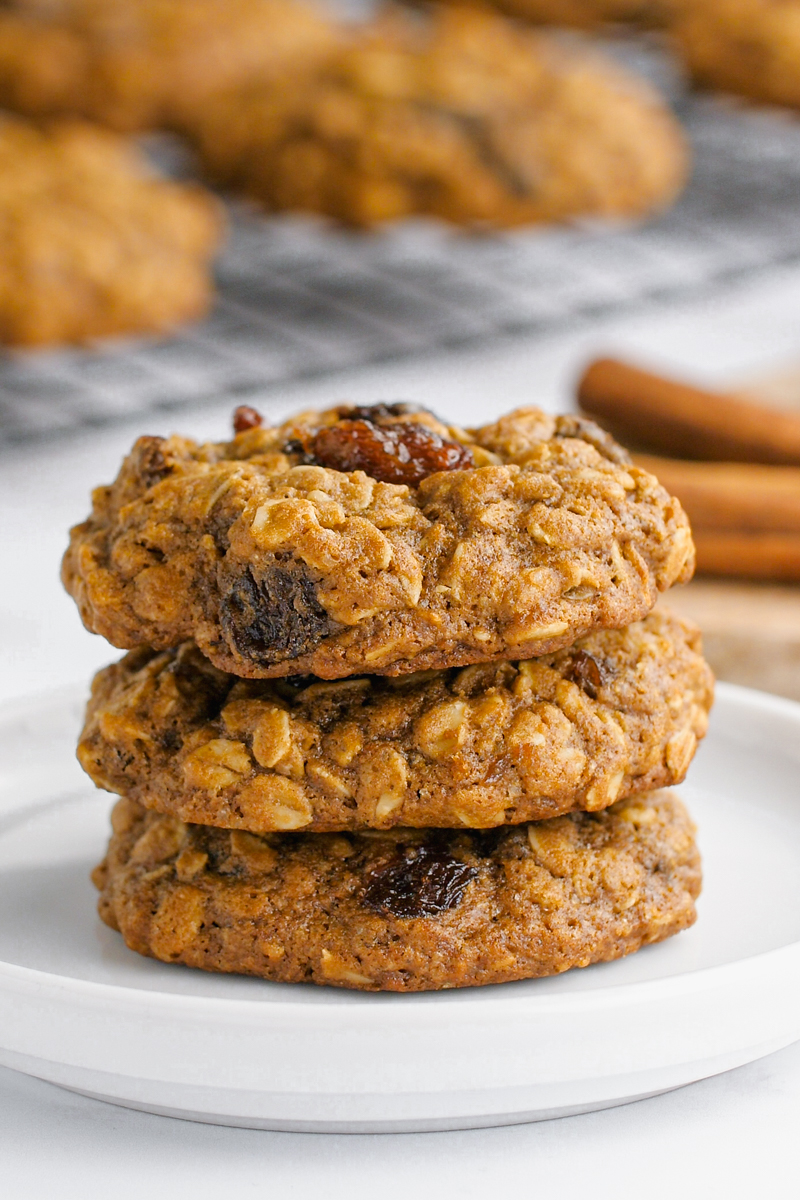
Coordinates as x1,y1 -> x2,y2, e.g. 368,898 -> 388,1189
2,266 -> 800,1195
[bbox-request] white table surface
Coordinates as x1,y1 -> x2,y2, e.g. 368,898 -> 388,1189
2,266 -> 800,1197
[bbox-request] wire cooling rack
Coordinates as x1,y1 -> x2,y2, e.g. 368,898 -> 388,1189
4,42 -> 800,443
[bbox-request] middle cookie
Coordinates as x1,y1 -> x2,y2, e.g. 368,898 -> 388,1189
79,609 -> 713,832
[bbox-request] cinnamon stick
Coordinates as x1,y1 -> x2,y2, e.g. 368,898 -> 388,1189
634,454 -> 800,533
578,357 -> 800,465
692,532 -> 800,582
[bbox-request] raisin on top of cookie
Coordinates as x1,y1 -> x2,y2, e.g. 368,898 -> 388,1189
62,402 -> 695,680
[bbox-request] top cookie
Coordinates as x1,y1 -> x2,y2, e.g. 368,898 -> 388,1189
62,403 -> 695,679
0,0 -> 339,132
191,5 -> 688,228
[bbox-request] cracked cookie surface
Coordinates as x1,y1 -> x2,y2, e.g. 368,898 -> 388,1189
0,113 -> 222,344
79,611 -> 713,832
93,790 -> 701,991
191,5 -> 688,228
0,0 -> 339,132
62,403 -> 695,679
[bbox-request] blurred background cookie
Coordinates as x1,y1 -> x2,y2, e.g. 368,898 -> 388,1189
0,114 -> 223,344
0,0 -> 340,132
190,5 -> 689,228
671,0 -> 800,110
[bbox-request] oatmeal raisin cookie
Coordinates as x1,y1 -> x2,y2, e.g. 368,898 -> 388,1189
93,790 -> 701,991
0,0 -> 339,132
0,114 -> 222,345
62,403 -> 695,679
191,6 -> 688,227
671,0 -> 800,110
79,611 -> 712,831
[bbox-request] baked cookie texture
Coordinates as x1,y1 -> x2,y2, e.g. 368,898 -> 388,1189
191,6 -> 688,228
61,403 -> 696,679
94,790 -> 700,991
0,114 -> 223,345
0,0 -> 340,132
78,611 -> 713,832
671,0 -> 800,110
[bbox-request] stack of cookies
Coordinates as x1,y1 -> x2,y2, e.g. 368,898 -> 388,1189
63,401 -> 712,991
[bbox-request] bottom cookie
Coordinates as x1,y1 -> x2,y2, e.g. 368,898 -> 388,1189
94,792 -> 701,992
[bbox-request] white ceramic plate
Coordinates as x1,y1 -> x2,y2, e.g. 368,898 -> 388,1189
0,682 -> 799,1133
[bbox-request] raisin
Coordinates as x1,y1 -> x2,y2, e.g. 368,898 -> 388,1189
309,419 -> 473,486
280,674 -> 319,691
281,436 -> 316,464
232,405 -> 263,434
362,845 -> 478,918
158,728 -> 182,752
220,566 -> 335,666
134,435 -> 171,490
341,402 -> 430,422
170,653 -> 229,718
565,649 -> 606,699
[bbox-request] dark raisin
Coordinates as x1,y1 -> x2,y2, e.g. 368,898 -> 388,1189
272,674 -> 319,705
281,674 -> 319,691
232,405 -> 263,434
170,654 -> 229,718
362,845 -> 478,918
555,415 -> 631,465
565,649 -> 606,699
341,402 -> 430,422
309,419 -> 473,486
220,566 -> 335,666
158,728 -> 183,752
123,646 -> 161,673
134,435 -> 171,490
281,436 -> 317,464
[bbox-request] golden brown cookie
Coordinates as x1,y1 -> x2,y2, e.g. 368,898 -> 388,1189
191,6 -> 688,228
93,790 -> 701,991
671,0 -> 800,110
61,403 -> 695,679
0,114 -> 222,345
78,611 -> 713,832
0,0 -> 339,132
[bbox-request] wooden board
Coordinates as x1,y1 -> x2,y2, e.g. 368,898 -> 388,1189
660,579 -> 800,701
653,365 -> 800,699
737,363 -> 800,413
